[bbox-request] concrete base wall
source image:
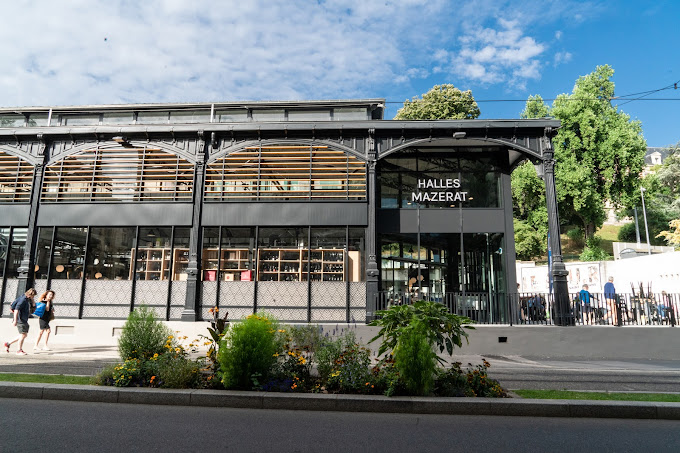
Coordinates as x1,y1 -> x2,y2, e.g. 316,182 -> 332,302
2,318 -> 678,360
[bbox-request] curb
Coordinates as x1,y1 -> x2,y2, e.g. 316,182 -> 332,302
1,382 -> 680,420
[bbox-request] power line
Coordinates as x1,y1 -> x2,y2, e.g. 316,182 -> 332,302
384,98 -> 680,104
385,79 -> 680,106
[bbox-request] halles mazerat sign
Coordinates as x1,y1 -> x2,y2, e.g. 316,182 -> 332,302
411,179 -> 468,202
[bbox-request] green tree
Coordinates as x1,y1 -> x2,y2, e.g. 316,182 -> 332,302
512,95 -> 549,258
394,84 -> 480,120
513,219 -> 544,261
520,95 -> 550,119
550,65 -> 647,238
655,142 -> 680,211
657,219 -> 680,248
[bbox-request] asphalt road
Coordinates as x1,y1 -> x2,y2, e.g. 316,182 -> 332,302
1,398 -> 679,452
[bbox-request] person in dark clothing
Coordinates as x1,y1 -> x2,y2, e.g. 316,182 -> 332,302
578,284 -> 594,323
604,276 -> 617,322
4,288 -> 37,355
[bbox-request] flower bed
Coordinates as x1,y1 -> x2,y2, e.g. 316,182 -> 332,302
94,304 -> 507,398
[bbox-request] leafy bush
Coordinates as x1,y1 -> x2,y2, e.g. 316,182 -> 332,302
91,364 -> 116,386
369,300 -> 474,363
156,353 -> 201,389
118,306 -> 172,361
566,228 -> 584,244
393,320 -> 437,396
579,236 -> 611,261
435,359 -> 507,398
218,313 -> 279,390
112,359 -> 142,387
514,219 -> 545,261
262,325 -> 322,392
324,339 -> 372,394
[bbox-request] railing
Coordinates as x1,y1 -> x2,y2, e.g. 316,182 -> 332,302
375,291 -> 679,327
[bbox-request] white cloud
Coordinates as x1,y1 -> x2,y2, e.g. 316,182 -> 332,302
555,30 -> 563,40
0,0 -> 590,107
554,51 -> 573,66
0,0 -> 454,106
448,18 -> 546,87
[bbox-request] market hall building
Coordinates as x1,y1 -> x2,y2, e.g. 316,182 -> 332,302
0,100 -> 568,324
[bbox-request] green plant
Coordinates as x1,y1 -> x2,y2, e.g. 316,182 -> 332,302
325,341 -> 372,394
118,306 -> 172,361
156,353 -> 202,389
434,359 -> 507,398
112,359 -> 142,387
566,228 -> 584,244
579,236 -> 611,261
218,313 -> 280,390
369,300 -> 474,363
315,330 -> 359,382
393,320 -> 437,396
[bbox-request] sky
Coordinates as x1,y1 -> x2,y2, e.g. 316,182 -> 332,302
0,0 -> 677,147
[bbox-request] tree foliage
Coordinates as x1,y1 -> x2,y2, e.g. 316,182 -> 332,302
550,65 -> 646,237
513,219 -> 545,261
657,219 -> 680,248
520,95 -> 549,119
394,84 -> 480,120
513,65 -> 647,245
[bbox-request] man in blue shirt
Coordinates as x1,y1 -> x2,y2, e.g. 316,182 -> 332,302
3,288 -> 36,355
579,284 -> 593,323
604,276 -> 617,323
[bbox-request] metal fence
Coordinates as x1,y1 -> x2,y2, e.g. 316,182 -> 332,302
375,291 -> 680,327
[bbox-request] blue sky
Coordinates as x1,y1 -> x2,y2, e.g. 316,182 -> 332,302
1,0 -> 677,146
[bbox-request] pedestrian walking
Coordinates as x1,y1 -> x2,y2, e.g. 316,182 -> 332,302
4,288 -> 37,355
33,290 -> 55,351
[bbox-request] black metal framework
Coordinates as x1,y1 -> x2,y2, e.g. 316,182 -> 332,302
0,100 -> 576,324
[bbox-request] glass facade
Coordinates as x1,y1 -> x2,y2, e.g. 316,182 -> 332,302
379,232 -> 505,297
379,149 -> 505,209
199,226 -> 365,283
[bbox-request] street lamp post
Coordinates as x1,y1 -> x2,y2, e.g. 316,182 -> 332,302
416,202 -> 421,300
640,187 -> 652,255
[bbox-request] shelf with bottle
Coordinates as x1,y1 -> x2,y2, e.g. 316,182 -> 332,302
131,247 -> 173,281
258,248 -> 345,282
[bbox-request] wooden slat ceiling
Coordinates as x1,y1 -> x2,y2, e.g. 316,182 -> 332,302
41,148 -> 194,202
0,151 -> 33,203
205,145 -> 366,201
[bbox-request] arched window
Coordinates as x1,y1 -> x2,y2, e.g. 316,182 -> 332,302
0,151 -> 32,203
205,145 -> 366,201
41,148 -> 194,202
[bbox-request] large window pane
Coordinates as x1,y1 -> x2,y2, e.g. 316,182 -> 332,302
34,227 -> 53,280
201,227 -> 220,281
51,228 -> 88,280
7,228 -> 27,277
0,228 -> 9,279
348,228 -> 365,282
136,228 -> 172,281
86,228 -> 135,280
172,228 -> 191,281
220,228 -> 254,281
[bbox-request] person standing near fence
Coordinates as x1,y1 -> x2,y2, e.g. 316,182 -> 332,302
579,284 -> 594,324
604,276 -> 617,323
4,288 -> 37,355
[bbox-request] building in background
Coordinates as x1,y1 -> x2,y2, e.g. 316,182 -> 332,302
0,100 -> 562,323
